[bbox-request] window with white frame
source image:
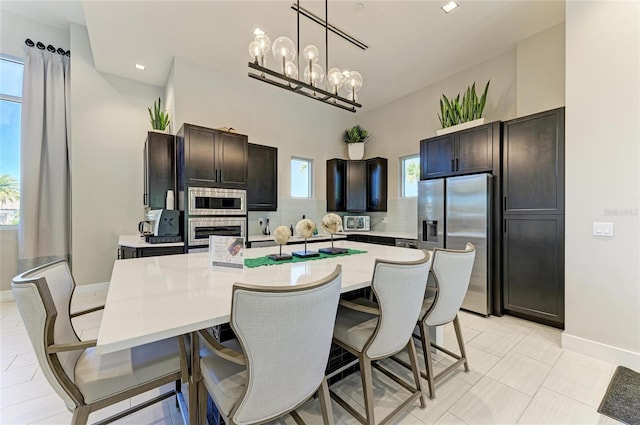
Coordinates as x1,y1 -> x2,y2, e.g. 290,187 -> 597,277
290,157 -> 312,198
400,155 -> 420,197
0,57 -> 23,226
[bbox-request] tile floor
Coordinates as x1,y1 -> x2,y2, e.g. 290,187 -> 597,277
0,289 -> 621,425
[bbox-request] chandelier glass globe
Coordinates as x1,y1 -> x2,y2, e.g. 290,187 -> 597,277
272,37 -> 296,63
248,41 -> 262,62
302,45 -> 320,62
284,61 -> 298,79
254,34 -> 271,56
327,68 -> 344,93
304,63 -> 325,87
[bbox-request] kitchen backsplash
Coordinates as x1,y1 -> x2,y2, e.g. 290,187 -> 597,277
248,197 -> 417,237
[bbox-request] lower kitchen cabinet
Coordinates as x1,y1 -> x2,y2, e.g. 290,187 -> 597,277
503,215 -> 564,327
247,143 -> 277,211
346,234 -> 396,246
119,245 -> 185,259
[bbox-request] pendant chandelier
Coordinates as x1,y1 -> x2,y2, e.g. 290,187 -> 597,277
247,0 -> 368,113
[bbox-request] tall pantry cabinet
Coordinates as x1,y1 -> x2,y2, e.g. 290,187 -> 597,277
502,107 -> 565,328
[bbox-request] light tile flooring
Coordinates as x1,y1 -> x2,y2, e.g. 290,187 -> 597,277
1,290 -> 621,425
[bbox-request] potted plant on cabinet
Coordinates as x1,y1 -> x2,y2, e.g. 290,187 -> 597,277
437,80 -> 490,135
148,97 -> 171,133
343,125 -> 370,160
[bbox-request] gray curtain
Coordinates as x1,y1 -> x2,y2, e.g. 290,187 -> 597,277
18,46 -> 71,272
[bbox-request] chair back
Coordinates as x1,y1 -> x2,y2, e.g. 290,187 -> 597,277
423,243 -> 476,327
11,260 -> 83,409
365,252 -> 432,359
229,265 -> 342,425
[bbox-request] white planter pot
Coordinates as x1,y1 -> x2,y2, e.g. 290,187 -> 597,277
436,117 -> 486,136
348,143 -> 365,160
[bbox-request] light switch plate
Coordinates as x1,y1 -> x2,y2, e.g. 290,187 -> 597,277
593,222 -> 614,237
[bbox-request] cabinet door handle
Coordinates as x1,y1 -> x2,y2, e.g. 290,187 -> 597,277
503,196 -> 507,211
451,159 -> 455,172
455,158 -> 459,171
504,219 -> 507,233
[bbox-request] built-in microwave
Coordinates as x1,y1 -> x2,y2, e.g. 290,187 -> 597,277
343,216 -> 370,231
188,216 -> 246,248
188,187 -> 246,216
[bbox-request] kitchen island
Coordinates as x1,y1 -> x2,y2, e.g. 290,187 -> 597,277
99,240 -> 426,355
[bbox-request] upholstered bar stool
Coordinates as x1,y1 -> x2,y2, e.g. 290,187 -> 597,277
413,243 -> 476,399
197,265 -> 342,425
330,252 -> 432,425
11,260 -> 188,425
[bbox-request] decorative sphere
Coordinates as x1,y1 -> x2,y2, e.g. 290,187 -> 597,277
345,70 -> 363,92
254,34 -> 271,55
302,45 -> 320,62
272,37 -> 296,62
273,225 -> 291,245
321,213 -> 343,234
284,61 -> 298,79
303,63 -> 324,86
295,219 -> 316,239
327,68 -> 344,92
248,41 -> 262,60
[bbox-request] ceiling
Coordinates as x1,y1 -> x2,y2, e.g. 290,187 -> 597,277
2,1 -> 565,113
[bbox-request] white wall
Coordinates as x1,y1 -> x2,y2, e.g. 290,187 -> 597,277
563,1 -> 640,368
172,57 -> 354,233
517,22 -> 565,116
70,23 -> 164,285
358,50 -> 517,201
0,11 -> 70,292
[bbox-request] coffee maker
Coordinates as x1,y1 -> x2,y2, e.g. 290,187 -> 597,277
138,209 -> 181,243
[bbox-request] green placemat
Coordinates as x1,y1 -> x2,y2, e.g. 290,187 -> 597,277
245,249 -> 367,268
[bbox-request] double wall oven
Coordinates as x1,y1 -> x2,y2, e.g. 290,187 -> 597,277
184,187 -> 246,251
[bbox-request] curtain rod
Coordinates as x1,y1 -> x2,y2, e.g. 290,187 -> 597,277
25,39 -> 70,57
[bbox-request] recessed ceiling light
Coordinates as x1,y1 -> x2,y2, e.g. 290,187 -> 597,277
134,64 -> 146,71
442,1 -> 459,13
253,28 -> 265,36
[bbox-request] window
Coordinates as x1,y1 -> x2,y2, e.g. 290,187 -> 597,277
290,157 -> 312,198
0,57 -> 23,226
400,155 -> 420,197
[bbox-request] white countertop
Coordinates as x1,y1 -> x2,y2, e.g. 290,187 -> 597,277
338,231 -> 418,240
248,233 -> 347,243
98,241 -> 425,355
118,235 -> 184,248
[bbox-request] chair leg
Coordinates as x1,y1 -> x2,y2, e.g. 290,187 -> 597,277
419,321 -> 436,399
453,315 -> 469,372
71,406 -> 90,425
198,380 -> 208,425
407,338 -> 426,409
360,355 -> 376,425
318,378 -> 334,425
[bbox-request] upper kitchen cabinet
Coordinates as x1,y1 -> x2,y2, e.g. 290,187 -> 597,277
420,121 -> 500,179
247,143 -> 277,211
503,108 -> 565,215
176,124 -> 248,190
367,157 -> 387,212
326,157 -> 387,213
143,131 -> 175,209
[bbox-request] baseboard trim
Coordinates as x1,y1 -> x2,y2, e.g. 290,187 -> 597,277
1,282 -> 110,302
562,332 -> 640,370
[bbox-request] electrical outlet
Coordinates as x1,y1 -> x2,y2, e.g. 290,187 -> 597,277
381,217 -> 388,224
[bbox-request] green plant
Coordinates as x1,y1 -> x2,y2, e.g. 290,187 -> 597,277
148,97 -> 170,131
438,80 -> 490,129
343,125 -> 370,144
0,174 -> 19,207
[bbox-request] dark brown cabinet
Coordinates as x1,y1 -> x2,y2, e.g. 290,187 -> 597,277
247,143 -> 277,211
367,157 -> 387,212
502,107 -> 565,328
420,122 -> 500,179
327,157 -> 387,213
176,124 -> 248,190
120,245 -> 185,259
143,131 -> 175,209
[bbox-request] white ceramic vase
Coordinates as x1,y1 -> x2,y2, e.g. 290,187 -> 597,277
436,117 -> 486,136
348,142 -> 365,160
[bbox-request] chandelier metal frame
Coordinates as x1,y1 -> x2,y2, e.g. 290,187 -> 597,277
247,0 -> 365,113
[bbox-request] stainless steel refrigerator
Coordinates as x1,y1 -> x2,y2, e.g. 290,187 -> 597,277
418,173 -> 492,316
